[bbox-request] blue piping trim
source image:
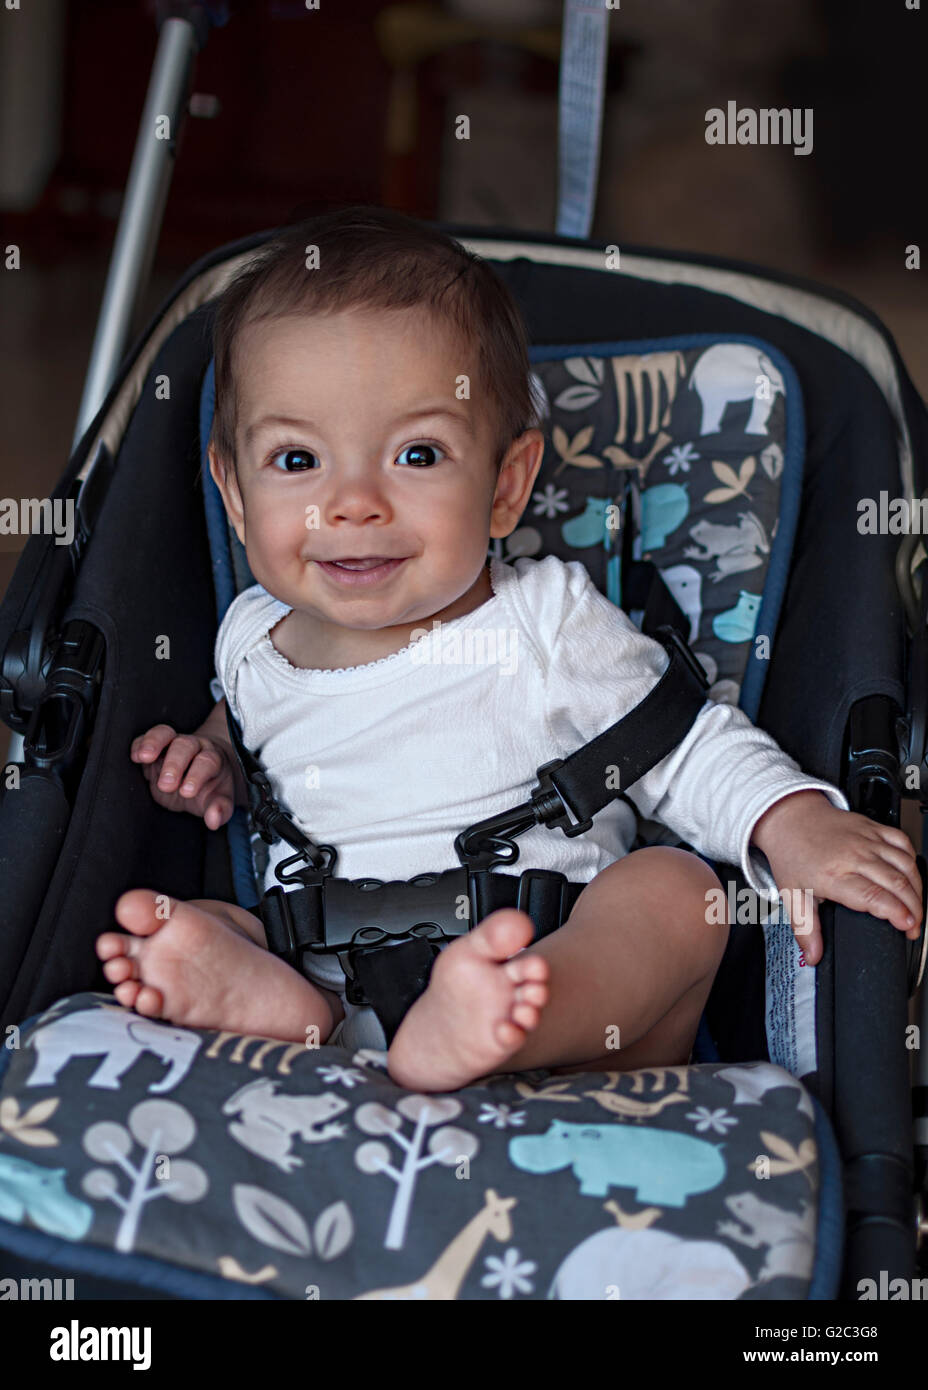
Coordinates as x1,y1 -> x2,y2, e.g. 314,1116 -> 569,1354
199,359 -> 238,624
199,361 -> 260,910
806,1091 -> 845,1299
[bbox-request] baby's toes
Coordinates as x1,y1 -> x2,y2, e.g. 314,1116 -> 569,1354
495,1016 -> 526,1048
511,999 -> 543,1032
103,955 -> 137,985
504,952 -> 549,986
514,979 -> 548,1009
474,909 -> 536,962
130,984 -> 164,1018
113,979 -> 142,1009
96,931 -> 130,961
114,888 -> 173,937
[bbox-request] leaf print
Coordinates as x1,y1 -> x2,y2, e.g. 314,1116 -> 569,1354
17,1099 -> 60,1127
760,442 -> 784,480
704,456 -> 756,503
554,384 -> 602,412
565,357 -> 604,385
551,424 -> 604,473
9,1126 -> 58,1148
553,423 -> 593,456
233,1183 -> 312,1256
314,1201 -> 354,1261
755,1131 -> 817,1184
0,1096 -> 60,1146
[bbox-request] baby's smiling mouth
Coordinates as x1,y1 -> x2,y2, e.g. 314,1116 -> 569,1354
313,556 -> 411,585
322,556 -> 404,570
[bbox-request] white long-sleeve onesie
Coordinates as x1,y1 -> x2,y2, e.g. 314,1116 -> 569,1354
213,554 -> 849,1051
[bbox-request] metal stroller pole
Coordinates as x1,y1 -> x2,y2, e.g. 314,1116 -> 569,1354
71,17 -> 199,452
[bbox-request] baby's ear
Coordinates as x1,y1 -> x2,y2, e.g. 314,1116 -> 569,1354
207,445 -> 246,543
206,443 -> 229,490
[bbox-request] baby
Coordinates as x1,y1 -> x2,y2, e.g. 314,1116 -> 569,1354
95,206 -> 922,1094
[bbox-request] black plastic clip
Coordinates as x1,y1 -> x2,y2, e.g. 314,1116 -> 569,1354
529,759 -> 594,838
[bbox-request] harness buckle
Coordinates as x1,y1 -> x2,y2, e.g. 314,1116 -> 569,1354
530,759 -> 594,838
322,867 -> 471,951
274,843 -> 337,886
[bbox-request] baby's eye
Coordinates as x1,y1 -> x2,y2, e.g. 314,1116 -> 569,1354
269,448 -> 318,472
396,442 -> 445,468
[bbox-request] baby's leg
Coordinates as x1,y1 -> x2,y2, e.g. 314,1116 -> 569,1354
508,846 -> 728,1075
387,847 -> 726,1091
95,890 -> 344,1043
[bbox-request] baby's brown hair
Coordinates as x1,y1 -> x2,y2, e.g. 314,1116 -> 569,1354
209,204 -> 539,481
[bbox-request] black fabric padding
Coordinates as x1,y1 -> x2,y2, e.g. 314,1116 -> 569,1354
1,307 -> 233,1028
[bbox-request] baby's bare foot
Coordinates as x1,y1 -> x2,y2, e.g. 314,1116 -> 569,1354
95,889 -> 340,1043
386,909 -> 549,1092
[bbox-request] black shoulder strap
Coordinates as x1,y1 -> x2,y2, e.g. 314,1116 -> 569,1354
535,625 -> 708,830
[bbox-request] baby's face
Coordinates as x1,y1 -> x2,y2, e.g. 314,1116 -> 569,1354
209,306 -> 542,652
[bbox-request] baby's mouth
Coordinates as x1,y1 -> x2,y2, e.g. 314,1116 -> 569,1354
326,557 -> 398,571
314,556 -> 409,586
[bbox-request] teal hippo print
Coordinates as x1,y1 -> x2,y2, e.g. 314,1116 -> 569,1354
0,1152 -> 93,1240
508,1120 -> 725,1205
640,484 -> 690,552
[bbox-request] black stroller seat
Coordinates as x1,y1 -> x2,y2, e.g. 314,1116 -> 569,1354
2,213 -> 927,1298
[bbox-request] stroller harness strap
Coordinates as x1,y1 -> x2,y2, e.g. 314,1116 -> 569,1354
222,624 -> 709,1045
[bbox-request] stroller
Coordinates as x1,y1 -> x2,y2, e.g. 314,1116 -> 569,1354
1,2 -> 927,1301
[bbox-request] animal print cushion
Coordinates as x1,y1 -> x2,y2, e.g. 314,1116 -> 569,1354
518,336 -> 797,708
0,994 -> 840,1300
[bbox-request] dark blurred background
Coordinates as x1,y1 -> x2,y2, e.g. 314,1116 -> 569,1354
1,0 -> 926,775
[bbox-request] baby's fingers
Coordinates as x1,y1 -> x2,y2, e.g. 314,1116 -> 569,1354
131,726 -> 177,762
203,796 -> 234,831
839,866 -> 922,936
173,745 -> 226,799
870,835 -> 923,913
151,735 -> 207,794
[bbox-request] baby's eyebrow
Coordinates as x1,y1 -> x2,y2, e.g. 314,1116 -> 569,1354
244,406 -> 473,449
393,405 -> 473,436
244,415 -> 317,448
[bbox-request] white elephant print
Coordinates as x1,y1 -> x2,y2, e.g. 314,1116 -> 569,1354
689,343 -> 785,437
549,1226 -> 752,1300
658,564 -> 703,644
26,1007 -> 202,1093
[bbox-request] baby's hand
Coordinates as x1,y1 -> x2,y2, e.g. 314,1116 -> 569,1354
751,790 -> 923,966
131,725 -> 238,830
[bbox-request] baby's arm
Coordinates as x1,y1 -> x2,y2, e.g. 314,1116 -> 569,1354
131,698 -> 249,829
750,788 -> 922,965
